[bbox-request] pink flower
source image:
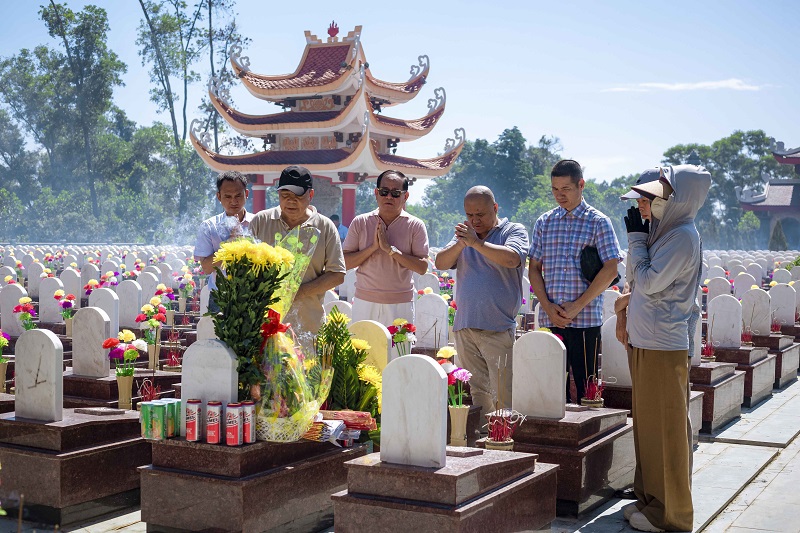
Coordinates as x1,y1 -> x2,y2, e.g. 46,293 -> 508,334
452,368 -> 472,383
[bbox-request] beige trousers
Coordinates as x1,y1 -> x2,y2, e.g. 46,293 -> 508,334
629,346 -> 694,531
454,328 -> 515,421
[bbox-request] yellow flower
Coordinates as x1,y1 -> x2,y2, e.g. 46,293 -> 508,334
393,318 -> 409,326
441,272 -> 450,278
118,329 -> 136,342
185,273 -> 193,280
303,358 -> 317,372
437,346 -> 457,359
357,364 -> 382,387
70,262 -> 77,268
537,327 -> 552,333
423,287 -> 433,294
770,281 -> 778,287
104,271 -> 114,277
88,279 -> 99,287
703,279 -> 710,286
54,289 -> 65,298
441,294 -> 451,301
3,275 -> 12,283
790,281 -> 796,287
150,296 -> 162,306
214,239 -> 295,275
751,285 -> 759,290
156,283 -> 167,291
19,297 -> 32,304
351,338 -> 372,352
181,266 -> 189,273
141,304 -> 154,313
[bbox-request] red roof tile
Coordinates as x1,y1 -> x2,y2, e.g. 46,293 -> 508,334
204,147 -> 353,166
372,105 -> 444,131
226,108 -> 341,126
742,181 -> 800,211
376,151 -> 459,171
241,44 -> 351,90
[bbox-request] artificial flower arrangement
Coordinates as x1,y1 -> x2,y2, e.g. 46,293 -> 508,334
448,300 -> 457,327
176,273 -> 196,300
417,287 -> 434,296
135,297 -> 167,345
103,330 -> 146,377
3,275 -> 15,285
387,318 -> 416,357
13,260 -> 24,281
101,271 -> 120,288
83,278 -> 101,296
39,268 -> 55,279
53,290 -> 77,319
0,330 -> 9,364
155,284 -> 176,310
13,297 -> 37,331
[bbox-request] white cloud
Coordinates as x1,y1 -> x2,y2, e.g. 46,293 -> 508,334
604,78 -> 763,93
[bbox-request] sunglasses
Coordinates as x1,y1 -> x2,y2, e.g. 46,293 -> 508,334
377,188 -> 404,198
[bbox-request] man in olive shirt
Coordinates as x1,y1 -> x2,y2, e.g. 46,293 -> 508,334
249,166 -> 346,333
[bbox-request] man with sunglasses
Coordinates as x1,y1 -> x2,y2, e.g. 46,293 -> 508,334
342,170 -> 429,325
249,165 -> 346,334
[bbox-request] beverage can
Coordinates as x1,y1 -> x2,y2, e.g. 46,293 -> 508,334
206,401 -> 222,444
186,399 -> 201,442
226,403 -> 243,446
152,400 -> 174,437
150,402 -> 167,440
140,401 -> 153,439
242,401 -> 256,444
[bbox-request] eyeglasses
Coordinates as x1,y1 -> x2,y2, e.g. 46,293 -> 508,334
377,188 -> 404,198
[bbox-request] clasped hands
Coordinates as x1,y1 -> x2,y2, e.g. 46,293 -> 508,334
543,299 -> 581,328
454,221 -> 480,248
372,222 -> 392,254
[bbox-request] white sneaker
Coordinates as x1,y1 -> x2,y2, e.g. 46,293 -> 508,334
623,502 -> 639,521
630,512 -> 665,532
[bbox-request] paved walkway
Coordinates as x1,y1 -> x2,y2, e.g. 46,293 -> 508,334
4,380 -> 800,532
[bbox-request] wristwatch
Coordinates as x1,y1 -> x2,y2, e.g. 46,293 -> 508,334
389,246 -> 400,256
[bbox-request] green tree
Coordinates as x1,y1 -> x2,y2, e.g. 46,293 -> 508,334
736,211 -> 761,249
770,219 -> 788,251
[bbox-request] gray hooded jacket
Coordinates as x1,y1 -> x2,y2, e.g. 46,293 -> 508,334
627,165 -> 711,351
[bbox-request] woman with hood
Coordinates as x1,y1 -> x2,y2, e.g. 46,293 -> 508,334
621,165 -> 711,532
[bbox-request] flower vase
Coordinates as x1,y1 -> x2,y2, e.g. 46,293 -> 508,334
484,438 -> 514,451
448,405 -> 469,446
394,341 -> 411,358
166,310 -> 175,327
148,343 -> 160,370
0,362 -> 7,394
178,297 -> 187,313
65,317 -> 73,337
116,374 -> 134,410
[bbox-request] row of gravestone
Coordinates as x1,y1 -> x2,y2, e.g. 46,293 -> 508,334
709,285 -> 799,346
1,246 -> 194,276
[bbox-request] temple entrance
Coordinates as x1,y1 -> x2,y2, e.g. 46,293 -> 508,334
781,217 -> 800,249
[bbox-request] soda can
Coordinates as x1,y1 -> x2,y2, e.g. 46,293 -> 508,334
226,403 -> 243,446
186,399 -> 202,442
242,401 -> 256,444
140,401 -> 153,439
206,401 -> 222,444
152,400 -> 174,438
166,398 -> 181,437
150,402 -> 167,440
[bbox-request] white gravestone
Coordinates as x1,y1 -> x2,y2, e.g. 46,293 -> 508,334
117,280 -> 143,329
707,277 -> 732,304
324,300 -> 352,319
0,283 -> 28,337
602,289 -> 620,323
708,295 -> 742,349
26,262 -> 45,299
124,254 -> 137,272
39,277 -> 65,324
349,320 -> 392,371
600,315 -> 630,387
80,263 -> 100,289
691,293 -> 703,366
72,307 -> 112,378
339,269 -> 357,301
793,268 -> 800,282
380,354 -> 447,468
20,254 -> 35,274
417,272 -> 441,295
513,330 -> 567,419
520,275 -> 531,313
734,273 -> 757,299
770,284 -> 797,327
199,285 -> 210,314
741,288 -> 771,335
15,329 -> 63,422
180,339 -> 238,436
101,261 -> 119,276
415,293 -> 449,349
707,265 -> 726,280
707,256 -> 722,269
323,290 -> 339,305
60,268 -> 82,309
0,266 -> 15,286
156,263 -> 173,287
138,271 -> 160,303
773,269 -> 792,284
196,316 -> 218,341
89,288 -> 120,337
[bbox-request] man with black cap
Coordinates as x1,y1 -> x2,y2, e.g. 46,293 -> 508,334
249,165 -> 346,334
620,165 -> 711,532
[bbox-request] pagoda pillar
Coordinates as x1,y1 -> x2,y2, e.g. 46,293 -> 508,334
252,174 -> 266,213
340,184 -> 358,226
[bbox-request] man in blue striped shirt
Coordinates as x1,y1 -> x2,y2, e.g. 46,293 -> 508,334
529,160 -> 622,402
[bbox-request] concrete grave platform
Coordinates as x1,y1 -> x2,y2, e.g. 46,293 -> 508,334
714,346 -> 776,407
691,362 -> 746,433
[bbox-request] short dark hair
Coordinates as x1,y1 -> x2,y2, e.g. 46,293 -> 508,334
330,214 -> 340,221
550,159 -> 583,185
216,170 -> 248,192
376,170 -> 409,190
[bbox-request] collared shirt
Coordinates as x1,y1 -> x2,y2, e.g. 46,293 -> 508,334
337,224 -> 348,241
193,211 -> 255,291
343,209 -> 429,304
249,205 -> 346,333
448,218 -> 529,332
529,199 -> 622,328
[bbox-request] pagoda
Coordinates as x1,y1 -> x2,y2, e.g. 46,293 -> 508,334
190,23 -> 464,224
736,141 -> 800,248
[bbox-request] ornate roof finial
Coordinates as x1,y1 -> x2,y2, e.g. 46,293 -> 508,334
328,21 -> 340,39
444,128 -> 466,152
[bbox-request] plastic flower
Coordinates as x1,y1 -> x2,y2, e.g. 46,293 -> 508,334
423,287 -> 433,294
108,346 -> 125,360
751,285 -> 759,290
149,296 -> 162,307
141,304 -> 154,314
703,279 -> 710,285
351,339 -> 371,352
54,289 -> 65,299
437,346 -> 457,359
452,368 -> 472,383
118,329 -> 136,343
19,297 -> 32,305
3,276 -> 12,283
393,318 -> 409,327
153,313 -> 167,323
132,339 -> 148,352
70,262 -> 77,268
156,284 -> 167,291
770,281 -> 778,287
442,294 -> 451,301
102,338 -> 120,349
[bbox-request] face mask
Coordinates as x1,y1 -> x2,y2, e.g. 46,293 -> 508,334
650,197 -> 668,221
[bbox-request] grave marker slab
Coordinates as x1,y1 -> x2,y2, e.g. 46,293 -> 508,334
708,295 -> 742,349
513,331 -> 566,419
26,262 -> 45,298
195,316 -> 218,341
0,283 -> 27,337
349,320 -> 391,370
15,328 -> 63,421
734,273 -> 757,299
72,307 -> 111,378
117,280 -> 143,329
773,269 -> 792,284
39,277 -> 65,324
770,283 -> 796,327
415,293 -> 449,349
60,268 -> 82,309
707,277 -> 732,304
89,288 -> 120,337
741,288 -> 771,335
179,339 -> 238,436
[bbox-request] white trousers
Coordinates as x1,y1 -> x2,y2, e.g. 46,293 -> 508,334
352,298 -> 414,326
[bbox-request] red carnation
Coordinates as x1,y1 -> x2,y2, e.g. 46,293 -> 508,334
135,313 -> 148,323
387,325 -> 398,335
417,290 -> 424,295
447,372 -> 457,386
102,338 -> 120,349
405,324 -> 416,333
153,313 -> 167,322
66,294 -> 76,301
450,301 -> 457,309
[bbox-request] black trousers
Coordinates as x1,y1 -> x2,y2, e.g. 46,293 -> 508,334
550,326 -> 601,403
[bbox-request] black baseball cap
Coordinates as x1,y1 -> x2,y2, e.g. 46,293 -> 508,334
277,165 -> 313,195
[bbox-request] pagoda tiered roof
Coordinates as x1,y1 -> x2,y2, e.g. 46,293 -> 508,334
738,180 -> 800,212
772,143 -> 800,166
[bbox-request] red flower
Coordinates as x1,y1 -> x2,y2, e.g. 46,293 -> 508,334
448,279 -> 455,285
53,294 -> 61,300
153,313 -> 167,322
611,285 -> 619,291
554,333 -> 564,342
450,301 -> 457,309
387,325 -> 398,335
135,313 -> 148,323
405,324 -> 416,333
12,305 -> 22,313
155,289 -> 163,296
102,338 -> 120,349
260,309 -> 289,349
66,294 -> 76,301
447,372 -> 457,386
158,305 -> 166,314
702,287 -> 709,294
417,290 -> 424,295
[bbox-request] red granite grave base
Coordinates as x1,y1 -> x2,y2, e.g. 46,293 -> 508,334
0,409 -> 150,526
62,368 -> 181,409
0,393 -> 14,414
772,343 -> 800,389
140,439 -> 369,533
446,404 -> 482,446
332,449 -> 557,533
477,408 -> 634,517
780,324 -> 800,343
714,347 -> 776,408
602,385 -> 631,413
690,362 -> 746,433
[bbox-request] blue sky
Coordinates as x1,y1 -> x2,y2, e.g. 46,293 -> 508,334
2,1 -> 798,205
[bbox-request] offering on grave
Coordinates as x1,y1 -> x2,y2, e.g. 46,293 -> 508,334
242,400 -> 256,443
226,402 -> 243,446
185,399 -> 202,441
206,401 -> 222,444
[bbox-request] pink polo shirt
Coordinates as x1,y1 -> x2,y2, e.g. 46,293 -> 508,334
343,209 -> 429,304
